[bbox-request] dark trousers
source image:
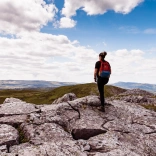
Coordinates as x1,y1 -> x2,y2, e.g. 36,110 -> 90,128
97,77 -> 109,107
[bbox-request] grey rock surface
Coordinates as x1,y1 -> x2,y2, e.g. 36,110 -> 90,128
109,88 -> 156,106
3,97 -> 24,104
0,91 -> 155,155
52,93 -> 77,104
20,123 -> 72,145
0,102 -> 39,116
0,115 -> 27,126
0,145 -> 7,153
10,141 -> 87,156
0,124 -> 19,146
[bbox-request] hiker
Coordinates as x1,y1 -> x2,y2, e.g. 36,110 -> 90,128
94,51 -> 111,112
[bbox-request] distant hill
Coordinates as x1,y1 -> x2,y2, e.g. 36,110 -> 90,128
0,80 -> 76,89
112,82 -> 156,93
0,83 -> 126,104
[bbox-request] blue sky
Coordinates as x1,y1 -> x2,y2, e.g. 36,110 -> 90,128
43,0 -> 156,52
0,0 -> 156,84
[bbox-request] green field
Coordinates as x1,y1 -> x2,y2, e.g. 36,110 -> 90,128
0,83 -> 126,105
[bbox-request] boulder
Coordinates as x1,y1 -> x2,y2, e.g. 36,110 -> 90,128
52,93 -> 77,104
0,115 -> 27,126
3,97 -> 24,104
0,102 -> 40,116
20,123 -> 72,145
0,124 -> 19,146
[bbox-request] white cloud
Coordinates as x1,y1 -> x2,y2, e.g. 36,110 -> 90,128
62,0 -> 144,17
0,32 -> 156,84
55,17 -> 77,28
107,49 -> 156,83
119,26 -> 140,34
60,0 -> 143,28
0,0 -> 155,84
0,32 -> 98,82
130,49 -> 144,56
0,0 -> 58,34
144,28 -> 156,34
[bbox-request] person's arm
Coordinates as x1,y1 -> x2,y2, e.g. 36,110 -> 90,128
94,68 -> 98,82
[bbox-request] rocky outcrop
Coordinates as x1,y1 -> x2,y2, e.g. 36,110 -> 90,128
117,88 -> 154,96
52,93 -> 77,104
110,88 -> 156,106
0,90 -> 156,155
3,97 -> 24,104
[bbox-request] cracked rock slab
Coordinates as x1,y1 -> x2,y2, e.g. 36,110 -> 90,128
83,131 -> 156,156
0,102 -> 40,116
103,119 -> 155,134
10,141 -> 87,156
69,106 -> 107,140
0,115 -> 27,126
0,124 -> 19,146
21,123 -> 72,145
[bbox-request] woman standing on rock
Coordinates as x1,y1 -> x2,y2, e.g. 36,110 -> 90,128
94,51 -> 111,112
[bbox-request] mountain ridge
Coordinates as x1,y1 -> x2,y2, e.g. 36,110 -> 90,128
0,80 -> 156,94
0,83 -> 126,104
0,80 -> 77,89
112,81 -> 156,93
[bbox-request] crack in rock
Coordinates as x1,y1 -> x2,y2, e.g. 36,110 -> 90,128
72,128 -> 107,140
145,130 -> 156,134
67,101 -> 81,119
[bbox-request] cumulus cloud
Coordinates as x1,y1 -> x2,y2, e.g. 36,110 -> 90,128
58,0 -> 143,28
0,31 -> 156,83
107,49 -> 156,83
0,31 -> 98,82
0,0 -> 57,34
1,30 -> 156,83
62,0 -> 144,17
56,17 -> 77,28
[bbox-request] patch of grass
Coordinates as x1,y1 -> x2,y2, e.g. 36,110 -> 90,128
0,83 -> 127,105
105,85 -> 126,97
0,88 -> 51,104
17,125 -> 29,143
141,104 -> 156,112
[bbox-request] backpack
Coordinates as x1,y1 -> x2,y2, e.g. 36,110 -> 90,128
98,60 -> 111,78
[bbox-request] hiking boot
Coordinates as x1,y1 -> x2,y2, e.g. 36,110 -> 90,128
104,102 -> 111,106
98,106 -> 105,112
